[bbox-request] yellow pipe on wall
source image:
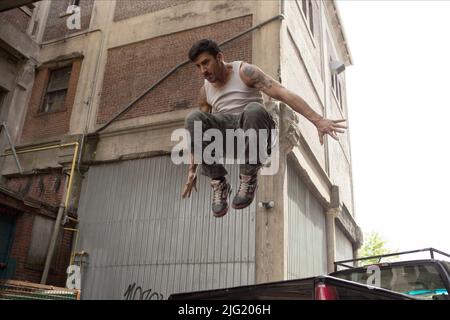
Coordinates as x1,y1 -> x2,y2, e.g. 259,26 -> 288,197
64,143 -> 79,209
3,142 -> 78,156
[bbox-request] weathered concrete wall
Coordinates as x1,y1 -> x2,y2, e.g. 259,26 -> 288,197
0,47 -> 17,92
0,7 -> 39,179
281,0 -> 327,165
0,2 -> 76,288
2,142 -> 61,176
25,0 -> 262,141
322,2 -> 354,215
280,0 -> 354,216
0,7 -> 31,34
20,59 -> 83,143
278,1 -> 358,270
113,0 -> 193,22
0,13 -> 39,60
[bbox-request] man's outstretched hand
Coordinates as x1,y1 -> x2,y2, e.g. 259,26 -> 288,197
181,166 -> 198,198
315,118 -> 347,145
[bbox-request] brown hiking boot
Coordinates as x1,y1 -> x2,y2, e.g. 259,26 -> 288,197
232,174 -> 258,209
210,178 -> 232,218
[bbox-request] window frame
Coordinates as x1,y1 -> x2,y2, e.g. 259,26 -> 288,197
296,0 -> 317,47
39,65 -> 72,114
19,5 -> 33,17
330,58 -> 344,111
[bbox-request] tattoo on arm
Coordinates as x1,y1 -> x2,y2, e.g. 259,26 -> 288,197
243,65 -> 274,91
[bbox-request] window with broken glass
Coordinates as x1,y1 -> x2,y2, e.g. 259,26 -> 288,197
40,66 -> 72,113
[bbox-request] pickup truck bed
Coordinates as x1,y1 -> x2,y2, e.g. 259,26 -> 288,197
169,275 -> 415,300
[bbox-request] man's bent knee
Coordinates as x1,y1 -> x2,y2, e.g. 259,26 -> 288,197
185,110 -> 208,128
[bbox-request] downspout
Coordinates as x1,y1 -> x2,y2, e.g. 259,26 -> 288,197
41,142 -> 79,284
40,177 -> 68,284
321,1 -> 335,273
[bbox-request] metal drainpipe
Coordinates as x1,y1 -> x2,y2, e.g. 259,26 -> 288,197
40,178 -> 68,284
40,142 -> 79,284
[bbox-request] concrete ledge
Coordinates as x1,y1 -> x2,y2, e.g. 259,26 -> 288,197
2,139 -> 61,176
108,0 -> 254,49
93,121 -> 182,163
0,19 -> 39,60
96,108 -> 191,138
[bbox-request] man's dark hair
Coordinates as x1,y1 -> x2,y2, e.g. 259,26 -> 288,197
188,39 -> 221,62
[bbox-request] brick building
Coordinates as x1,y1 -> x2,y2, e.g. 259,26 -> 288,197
0,0 -> 361,299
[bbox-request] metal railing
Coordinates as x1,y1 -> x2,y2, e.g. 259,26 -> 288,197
334,248 -> 450,271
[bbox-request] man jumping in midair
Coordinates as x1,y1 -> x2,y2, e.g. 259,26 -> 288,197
182,39 -> 346,217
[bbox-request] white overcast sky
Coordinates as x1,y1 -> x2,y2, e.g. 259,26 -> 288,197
336,0 -> 450,256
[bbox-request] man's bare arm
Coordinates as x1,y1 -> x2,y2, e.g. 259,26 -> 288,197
182,153 -> 198,198
240,62 -> 347,144
241,63 -> 321,122
182,86 -> 210,198
199,85 -> 212,113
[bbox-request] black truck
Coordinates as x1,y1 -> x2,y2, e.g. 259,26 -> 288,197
169,274 -> 415,300
330,248 -> 450,300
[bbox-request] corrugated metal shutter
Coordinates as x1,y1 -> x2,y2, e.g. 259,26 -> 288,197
286,159 -> 327,279
335,226 -> 354,263
76,156 -> 256,300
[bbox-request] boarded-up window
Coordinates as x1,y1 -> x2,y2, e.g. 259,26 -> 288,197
27,215 -> 61,269
41,66 -> 72,113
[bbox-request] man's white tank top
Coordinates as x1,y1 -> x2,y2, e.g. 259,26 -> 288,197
204,61 -> 263,114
